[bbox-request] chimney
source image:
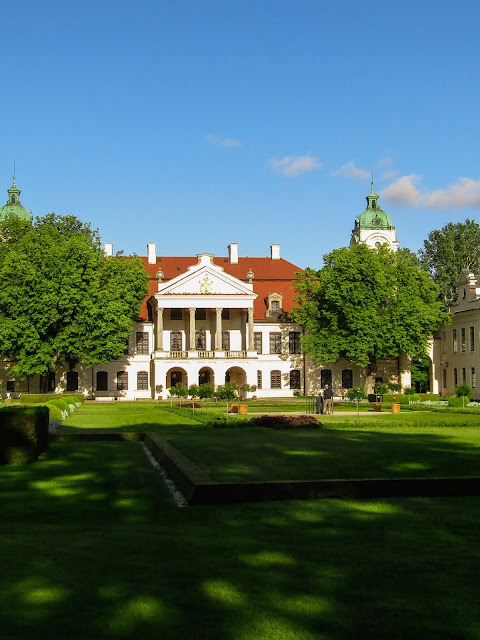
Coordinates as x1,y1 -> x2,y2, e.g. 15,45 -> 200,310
104,243 -> 113,257
270,244 -> 280,260
147,243 -> 157,264
228,243 -> 239,264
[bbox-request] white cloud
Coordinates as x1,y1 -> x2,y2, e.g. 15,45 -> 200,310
382,175 -> 480,210
206,134 -> 242,148
331,161 -> 370,181
269,154 -> 323,177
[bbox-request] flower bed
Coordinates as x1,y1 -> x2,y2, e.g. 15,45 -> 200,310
249,414 -> 320,429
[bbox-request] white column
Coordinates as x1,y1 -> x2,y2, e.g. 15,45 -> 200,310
189,308 -> 196,350
248,307 -> 254,351
216,308 -> 223,350
156,307 -> 164,351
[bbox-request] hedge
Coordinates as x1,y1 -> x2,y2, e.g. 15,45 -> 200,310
18,393 -> 84,404
0,406 -> 49,464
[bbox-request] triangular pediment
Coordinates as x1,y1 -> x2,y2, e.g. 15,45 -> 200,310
156,254 -> 255,296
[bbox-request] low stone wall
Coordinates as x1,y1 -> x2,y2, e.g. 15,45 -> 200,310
143,435 -> 480,506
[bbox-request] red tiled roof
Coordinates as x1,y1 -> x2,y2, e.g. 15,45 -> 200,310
137,256 -> 304,321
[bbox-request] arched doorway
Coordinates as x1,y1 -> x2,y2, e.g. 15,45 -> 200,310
198,367 -> 214,386
225,366 -> 247,389
167,368 -> 188,389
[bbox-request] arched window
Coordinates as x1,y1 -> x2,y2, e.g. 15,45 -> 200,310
96,371 -> 108,391
117,371 -> 128,391
290,370 -> 301,389
137,371 -> 148,390
341,369 -> 353,389
271,370 -> 281,389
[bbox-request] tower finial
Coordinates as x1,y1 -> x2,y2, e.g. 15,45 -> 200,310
13,160 -> 16,187
371,168 -> 374,192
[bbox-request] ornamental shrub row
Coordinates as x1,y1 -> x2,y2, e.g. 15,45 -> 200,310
0,406 -> 49,464
250,414 -> 320,429
19,393 -> 84,404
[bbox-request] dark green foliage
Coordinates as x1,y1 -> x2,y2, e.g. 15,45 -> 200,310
198,383 -> 214,399
0,213 -> 149,380
411,355 -> 431,393
292,244 -> 449,367
347,387 -> 367,401
374,382 -> 388,396
419,219 -> 480,305
456,384 -> 473,398
214,382 -> 237,400
0,406 -> 49,464
169,383 -> 188,399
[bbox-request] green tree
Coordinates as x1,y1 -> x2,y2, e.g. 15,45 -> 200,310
292,244 -> 449,374
0,213 -> 149,388
419,219 -> 480,305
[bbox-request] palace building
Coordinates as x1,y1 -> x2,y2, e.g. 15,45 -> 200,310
0,179 -> 413,398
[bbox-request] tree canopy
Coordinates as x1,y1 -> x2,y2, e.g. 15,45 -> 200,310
418,219 -> 480,306
291,244 -> 449,368
0,213 -> 149,382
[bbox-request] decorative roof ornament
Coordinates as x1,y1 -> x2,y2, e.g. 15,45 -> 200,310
156,267 -> 164,282
247,268 -> 254,283
200,275 -> 212,294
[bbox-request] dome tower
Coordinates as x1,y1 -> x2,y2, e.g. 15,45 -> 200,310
350,182 -> 398,251
0,176 -> 32,223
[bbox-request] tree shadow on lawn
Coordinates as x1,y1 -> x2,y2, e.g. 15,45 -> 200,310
166,428 -> 480,483
1,441 -> 480,639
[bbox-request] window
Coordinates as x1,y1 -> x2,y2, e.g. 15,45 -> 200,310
269,332 -> 282,354
443,369 -> 447,389
47,372 -> 56,392
195,308 -> 206,320
96,371 -> 108,391
117,371 -> 128,391
471,327 -> 475,352
257,370 -> 262,389
453,329 -> 457,352
66,371 -> 78,392
6,380 -> 15,392
321,369 -> 332,388
289,331 -> 301,354
442,331 -> 446,354
137,371 -> 148,390
254,332 -> 262,353
170,308 -> 182,320
170,331 -> 182,351
195,329 -> 206,350
271,370 -> 281,389
453,368 -> 458,387
472,367 -> 476,389
221,308 -> 230,320
136,332 -> 149,354
462,367 -> 466,384
290,370 -> 301,389
342,369 -> 353,389
271,300 -> 280,312
221,330 -> 230,350
461,328 -> 466,352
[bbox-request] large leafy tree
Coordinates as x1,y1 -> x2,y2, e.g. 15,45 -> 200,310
419,219 -> 480,306
0,213 -> 149,386
291,244 -> 449,370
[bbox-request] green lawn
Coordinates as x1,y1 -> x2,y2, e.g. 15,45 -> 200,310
2,438 -> 480,639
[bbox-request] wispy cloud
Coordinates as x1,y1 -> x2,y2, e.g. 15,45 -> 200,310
331,161 -> 370,181
269,154 -> 323,177
382,175 -> 480,210
332,156 -> 399,182
205,134 -> 243,148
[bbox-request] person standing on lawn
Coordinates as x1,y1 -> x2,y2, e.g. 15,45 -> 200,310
316,390 -> 323,414
323,384 -> 334,415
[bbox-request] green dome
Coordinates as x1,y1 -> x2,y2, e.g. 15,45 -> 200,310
0,178 -> 32,223
353,183 -> 394,231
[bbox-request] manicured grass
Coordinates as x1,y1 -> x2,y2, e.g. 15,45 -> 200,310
2,440 -> 480,639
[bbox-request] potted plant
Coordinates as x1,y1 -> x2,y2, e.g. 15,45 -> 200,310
155,384 -> 163,401
373,382 -> 388,411
389,382 -> 402,413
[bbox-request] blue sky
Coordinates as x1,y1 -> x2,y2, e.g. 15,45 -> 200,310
2,0 -> 480,269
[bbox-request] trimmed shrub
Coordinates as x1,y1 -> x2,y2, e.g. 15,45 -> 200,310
19,394 -> 84,404
448,395 -> 472,407
176,402 -> 201,409
249,414 -> 320,429
0,406 -> 49,464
